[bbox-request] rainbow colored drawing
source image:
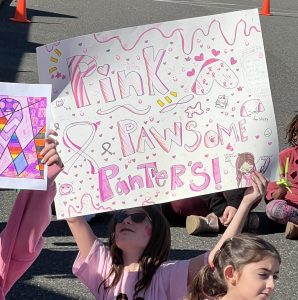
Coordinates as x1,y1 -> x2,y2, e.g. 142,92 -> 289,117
0,94 -> 47,185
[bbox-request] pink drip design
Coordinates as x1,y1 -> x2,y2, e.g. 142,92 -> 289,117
93,19 -> 260,55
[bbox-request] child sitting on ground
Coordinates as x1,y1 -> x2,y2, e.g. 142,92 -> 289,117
168,188 -> 259,235
186,234 -> 280,300
266,113 -> 298,239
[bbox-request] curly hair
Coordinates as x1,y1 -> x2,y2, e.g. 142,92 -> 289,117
98,205 -> 171,299
186,234 -> 281,300
286,113 -> 298,146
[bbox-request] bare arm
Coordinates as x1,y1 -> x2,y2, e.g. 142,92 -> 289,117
188,172 -> 267,285
208,171 -> 266,264
66,216 -> 97,258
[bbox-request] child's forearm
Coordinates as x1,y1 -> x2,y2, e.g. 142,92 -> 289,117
11,163 -> 62,258
66,216 -> 97,259
0,163 -> 62,294
208,201 -> 252,264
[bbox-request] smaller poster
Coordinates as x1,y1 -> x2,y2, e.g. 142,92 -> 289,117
0,82 -> 51,190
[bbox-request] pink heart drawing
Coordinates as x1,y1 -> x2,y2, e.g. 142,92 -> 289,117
230,57 -> 237,65
97,64 -> 110,76
255,135 -> 260,139
226,143 -> 234,151
194,53 -> 204,61
211,49 -> 220,56
187,68 -> 195,77
268,141 -> 272,145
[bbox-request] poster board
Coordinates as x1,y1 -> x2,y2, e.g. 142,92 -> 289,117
37,9 -> 279,218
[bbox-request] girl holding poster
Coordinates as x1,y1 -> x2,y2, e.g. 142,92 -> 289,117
0,130 -> 63,300
67,171 -> 267,300
265,113 -> 298,239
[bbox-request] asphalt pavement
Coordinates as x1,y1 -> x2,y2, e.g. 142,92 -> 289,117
0,0 -> 298,299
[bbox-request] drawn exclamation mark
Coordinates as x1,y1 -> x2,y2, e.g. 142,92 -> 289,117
212,157 -> 222,187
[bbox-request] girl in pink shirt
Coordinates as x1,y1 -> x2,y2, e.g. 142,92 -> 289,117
67,171 -> 267,300
0,130 -> 63,299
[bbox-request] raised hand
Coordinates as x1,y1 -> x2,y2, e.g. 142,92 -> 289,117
219,206 -> 237,226
242,171 -> 268,206
40,129 -> 63,167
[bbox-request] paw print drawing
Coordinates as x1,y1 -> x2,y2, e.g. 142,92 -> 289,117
191,58 -> 239,95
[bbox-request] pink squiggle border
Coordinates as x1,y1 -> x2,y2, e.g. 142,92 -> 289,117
45,42 -> 61,52
67,193 -> 113,217
97,104 -> 151,115
93,19 -> 260,55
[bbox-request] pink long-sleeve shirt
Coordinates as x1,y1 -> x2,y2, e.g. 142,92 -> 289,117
0,164 -> 62,299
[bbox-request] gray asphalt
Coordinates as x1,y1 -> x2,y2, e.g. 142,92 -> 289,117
0,0 -> 298,299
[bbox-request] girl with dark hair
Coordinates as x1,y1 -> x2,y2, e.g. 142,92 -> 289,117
266,113 -> 298,239
67,172 -> 267,300
186,234 -> 281,300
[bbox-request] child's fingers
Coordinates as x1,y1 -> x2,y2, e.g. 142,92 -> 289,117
41,148 -> 59,165
45,153 -> 60,166
47,129 -> 58,137
46,136 -> 59,146
253,172 -> 268,195
40,140 -> 57,157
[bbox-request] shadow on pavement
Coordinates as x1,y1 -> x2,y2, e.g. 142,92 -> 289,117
0,1 -> 77,82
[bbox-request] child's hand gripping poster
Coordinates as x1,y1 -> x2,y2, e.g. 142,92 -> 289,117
37,8 -> 279,219
0,82 -> 51,190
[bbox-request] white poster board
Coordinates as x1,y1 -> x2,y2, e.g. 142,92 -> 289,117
37,9 -> 279,219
